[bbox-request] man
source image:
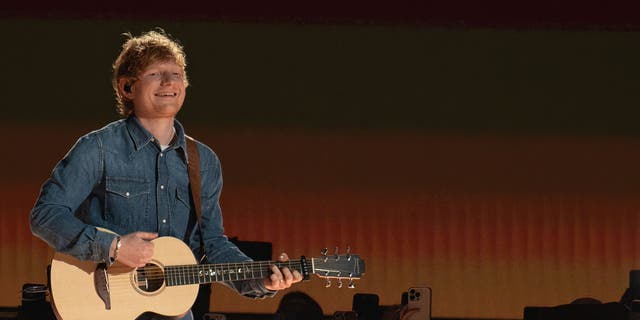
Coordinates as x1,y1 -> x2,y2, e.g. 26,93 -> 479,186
30,30 -> 302,320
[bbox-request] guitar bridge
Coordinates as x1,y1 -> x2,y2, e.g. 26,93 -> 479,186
94,263 -> 111,310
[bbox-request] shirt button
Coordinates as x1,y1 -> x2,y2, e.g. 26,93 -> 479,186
125,192 -> 130,197
160,185 -> 165,190
151,138 -> 155,142
162,219 -> 167,223
160,153 -> 164,157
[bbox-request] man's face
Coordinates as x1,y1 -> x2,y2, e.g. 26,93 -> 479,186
127,60 -> 187,119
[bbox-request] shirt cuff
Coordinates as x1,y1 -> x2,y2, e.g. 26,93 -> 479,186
253,279 -> 278,298
232,279 -> 278,299
95,229 -> 118,265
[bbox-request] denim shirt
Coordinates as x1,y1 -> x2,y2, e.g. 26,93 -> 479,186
30,116 -> 274,298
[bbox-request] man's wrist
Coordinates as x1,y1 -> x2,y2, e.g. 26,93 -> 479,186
110,236 -> 122,262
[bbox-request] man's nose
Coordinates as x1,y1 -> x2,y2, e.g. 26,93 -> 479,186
160,72 -> 172,84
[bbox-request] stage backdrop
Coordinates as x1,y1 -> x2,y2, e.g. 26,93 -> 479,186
1,19 -> 640,319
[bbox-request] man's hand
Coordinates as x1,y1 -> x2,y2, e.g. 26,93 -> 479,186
263,253 -> 304,291
110,232 -> 158,268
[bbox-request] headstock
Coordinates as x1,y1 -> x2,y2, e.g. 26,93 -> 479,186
311,246 -> 365,288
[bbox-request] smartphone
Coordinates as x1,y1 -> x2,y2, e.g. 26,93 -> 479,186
203,313 -> 226,320
404,287 -> 431,320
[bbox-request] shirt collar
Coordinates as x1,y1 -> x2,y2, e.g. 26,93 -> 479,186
125,116 -> 188,160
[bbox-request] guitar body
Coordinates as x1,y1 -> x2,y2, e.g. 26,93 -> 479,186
50,237 -> 198,320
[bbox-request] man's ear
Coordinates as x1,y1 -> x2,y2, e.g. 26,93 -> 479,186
118,78 -> 134,99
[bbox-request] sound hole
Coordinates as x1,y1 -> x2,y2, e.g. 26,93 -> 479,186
135,263 -> 164,293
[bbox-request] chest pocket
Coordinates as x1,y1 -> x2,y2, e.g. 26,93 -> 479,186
105,176 -> 150,229
173,185 -> 192,223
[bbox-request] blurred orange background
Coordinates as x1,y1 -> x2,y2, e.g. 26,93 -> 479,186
2,14 -> 640,319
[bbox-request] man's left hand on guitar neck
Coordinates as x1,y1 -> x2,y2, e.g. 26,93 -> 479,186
263,252 -> 303,290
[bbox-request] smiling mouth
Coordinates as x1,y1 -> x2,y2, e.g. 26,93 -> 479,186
155,92 -> 177,97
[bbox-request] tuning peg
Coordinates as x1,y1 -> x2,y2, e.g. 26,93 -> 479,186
348,280 -> 355,289
325,279 -> 332,288
337,278 -> 343,288
321,248 -> 328,262
346,245 -> 351,261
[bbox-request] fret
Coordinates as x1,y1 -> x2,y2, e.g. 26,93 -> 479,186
231,263 -> 236,281
166,266 -> 172,286
242,262 -> 247,280
260,262 -> 264,279
183,265 -> 189,285
172,265 -> 177,286
171,266 -> 177,286
205,265 -> 211,284
192,265 -> 197,284
202,265 -> 207,283
190,265 -> 195,285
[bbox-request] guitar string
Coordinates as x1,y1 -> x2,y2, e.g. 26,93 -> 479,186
136,261 -> 307,277
130,265 -> 308,282
105,261 -> 310,286
105,266 -> 311,287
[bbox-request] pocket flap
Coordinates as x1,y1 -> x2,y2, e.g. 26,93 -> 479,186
106,177 -> 150,198
175,185 -> 191,207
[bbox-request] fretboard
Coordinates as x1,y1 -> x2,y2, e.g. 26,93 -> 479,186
164,259 -> 310,287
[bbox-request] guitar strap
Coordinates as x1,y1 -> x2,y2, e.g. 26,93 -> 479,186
185,135 -> 206,262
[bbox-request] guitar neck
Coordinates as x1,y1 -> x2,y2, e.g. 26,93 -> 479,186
164,259 -> 311,286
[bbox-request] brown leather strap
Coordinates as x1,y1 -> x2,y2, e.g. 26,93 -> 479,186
185,135 -> 205,259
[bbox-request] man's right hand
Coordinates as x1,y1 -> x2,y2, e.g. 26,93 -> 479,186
110,232 -> 158,268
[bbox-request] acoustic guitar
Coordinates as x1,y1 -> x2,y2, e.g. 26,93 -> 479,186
49,236 -> 365,320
